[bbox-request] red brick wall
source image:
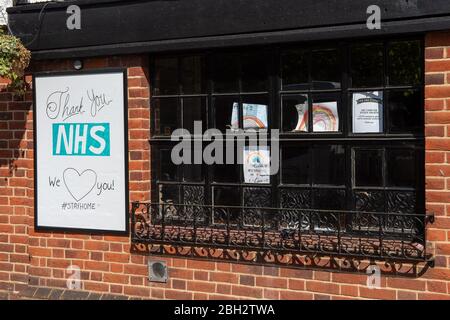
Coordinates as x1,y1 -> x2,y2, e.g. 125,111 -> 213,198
0,32 -> 449,300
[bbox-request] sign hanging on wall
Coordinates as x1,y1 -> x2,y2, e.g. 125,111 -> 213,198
34,69 -> 128,233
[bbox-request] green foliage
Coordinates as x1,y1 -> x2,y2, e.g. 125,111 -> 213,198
0,29 -> 31,93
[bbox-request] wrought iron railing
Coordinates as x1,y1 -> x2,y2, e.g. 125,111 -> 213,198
131,202 -> 435,268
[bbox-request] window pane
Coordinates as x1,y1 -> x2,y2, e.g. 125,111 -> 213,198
159,184 -> 179,203
160,149 -> 177,181
388,90 -> 422,133
213,163 -> 240,183
312,94 -> 339,132
154,98 -> 178,135
281,146 -> 310,185
313,145 -> 345,185
154,57 -> 178,95
311,49 -> 341,90
241,53 -> 269,92
281,49 -> 309,91
181,56 -> 205,94
213,186 -> 241,224
213,96 -> 239,132
313,189 -> 346,210
351,43 -> 384,87
242,95 -> 269,130
213,186 -> 241,206
388,40 -> 422,86
183,146 -> 203,182
387,149 -> 416,188
354,149 -> 383,187
212,54 -> 239,93
282,94 -> 309,132
183,97 -> 206,133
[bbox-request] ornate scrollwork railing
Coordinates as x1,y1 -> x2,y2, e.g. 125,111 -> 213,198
131,202 -> 435,272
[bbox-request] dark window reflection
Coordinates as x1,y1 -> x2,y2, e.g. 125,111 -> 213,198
282,95 -> 309,132
387,149 -> 416,188
154,58 -> 178,95
154,98 -> 178,135
281,50 -> 309,91
183,97 -> 206,133
241,53 -> 269,92
212,54 -> 239,93
281,147 -> 310,185
388,90 -> 422,133
213,163 -> 240,183
354,149 -> 383,187
314,189 -> 346,210
388,41 -> 422,86
159,184 -> 179,203
351,43 -> 384,87
311,49 -> 341,90
181,56 -> 205,94
213,96 -> 239,131
213,187 -> 241,224
313,145 -> 345,185
183,164 -> 203,182
160,149 -> 178,181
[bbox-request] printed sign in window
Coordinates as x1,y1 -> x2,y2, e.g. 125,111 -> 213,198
352,91 -> 383,133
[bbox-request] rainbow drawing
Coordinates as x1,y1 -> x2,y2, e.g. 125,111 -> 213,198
312,102 -> 338,132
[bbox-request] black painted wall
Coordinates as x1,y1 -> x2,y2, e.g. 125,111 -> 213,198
7,0 -> 450,58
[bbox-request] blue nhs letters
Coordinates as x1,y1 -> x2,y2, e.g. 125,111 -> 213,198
52,123 -> 110,156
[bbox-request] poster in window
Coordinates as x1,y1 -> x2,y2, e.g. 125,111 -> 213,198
352,91 -> 383,133
243,103 -> 268,129
294,101 -> 308,132
34,70 -> 128,233
313,101 -> 339,132
243,147 -> 270,184
230,102 -> 239,130
230,103 -> 268,130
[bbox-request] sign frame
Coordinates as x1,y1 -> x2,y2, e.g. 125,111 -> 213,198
33,68 -> 129,235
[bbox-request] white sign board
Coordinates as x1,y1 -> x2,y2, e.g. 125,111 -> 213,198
34,70 -> 128,233
243,147 -> 270,184
352,91 -> 383,133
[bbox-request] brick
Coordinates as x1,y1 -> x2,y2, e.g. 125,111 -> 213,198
418,292 -> 450,300
280,291 -> 313,300
255,276 -> 287,289
165,290 -> 193,300
186,281 -> 216,293
387,278 -> 426,291
359,287 -> 396,300
210,272 -> 238,284
397,291 -> 417,300
124,286 -> 150,297
426,73 -> 445,85
231,285 -> 263,298
239,275 -> 255,286
306,281 -> 340,294
279,268 -> 313,279
186,260 -> 215,270
425,47 -> 444,59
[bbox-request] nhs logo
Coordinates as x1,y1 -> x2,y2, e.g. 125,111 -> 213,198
52,123 -> 110,156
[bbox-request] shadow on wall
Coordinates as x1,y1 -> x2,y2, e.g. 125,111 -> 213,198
0,80 -> 33,182
130,242 -> 433,279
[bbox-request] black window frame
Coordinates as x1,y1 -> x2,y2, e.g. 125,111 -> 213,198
149,36 -> 425,236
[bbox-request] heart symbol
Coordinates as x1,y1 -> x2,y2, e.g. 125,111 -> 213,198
63,168 -> 97,202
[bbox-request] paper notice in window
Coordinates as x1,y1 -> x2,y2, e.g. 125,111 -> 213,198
243,147 -> 270,184
352,91 -> 383,133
